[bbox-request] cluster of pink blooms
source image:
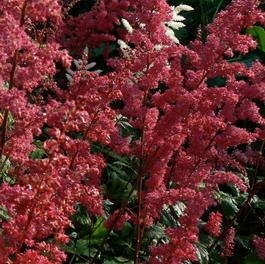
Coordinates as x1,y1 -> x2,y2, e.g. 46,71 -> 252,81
0,0 -> 265,263
222,227 -> 235,257
253,236 -> 265,260
205,211 -> 222,237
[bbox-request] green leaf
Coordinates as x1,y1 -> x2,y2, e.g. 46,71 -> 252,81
206,76 -> 226,88
173,202 -> 186,217
91,43 -> 117,57
30,140 -> 47,159
63,240 -> 91,257
227,51 -> 265,68
246,26 -> 265,52
252,195 -> 265,210
225,184 -> 240,196
161,208 -> 178,227
0,206 -> 10,220
199,230 -> 214,246
243,253 -> 263,264
196,243 -> 209,264
3,81 -> 9,89
220,197 -> 239,218
147,224 -> 165,240
215,190 -> 239,218
235,235 -> 251,250
91,218 -> 107,242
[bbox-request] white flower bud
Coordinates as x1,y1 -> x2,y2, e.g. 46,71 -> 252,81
166,21 -> 185,30
165,28 -> 179,44
121,18 -> 133,33
154,44 -> 164,51
172,14 -> 186,21
175,4 -> 194,13
117,39 -> 130,50
139,23 -> 146,29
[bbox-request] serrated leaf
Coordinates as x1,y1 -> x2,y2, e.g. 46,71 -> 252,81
220,198 -> 239,218
255,200 -> 265,209
246,26 -> 265,52
86,62 -> 97,70
147,224 -> 165,239
235,235 -> 251,250
0,207 -> 10,220
226,184 -> 240,196
30,140 -> 47,159
196,243 -> 209,264
88,217 -> 108,245
227,51 -> 264,68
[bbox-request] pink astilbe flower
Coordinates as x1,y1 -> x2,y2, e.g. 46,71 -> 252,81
108,0 -> 265,262
205,211 -> 222,237
14,250 -> 52,264
105,210 -> 131,231
0,0 -> 123,261
63,0 -> 130,55
222,227 -> 235,257
253,236 -> 265,260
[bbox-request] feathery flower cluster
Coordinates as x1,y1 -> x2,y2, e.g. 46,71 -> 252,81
253,236 -> 265,260
164,4 -> 194,44
222,227 -> 235,257
205,211 -> 222,237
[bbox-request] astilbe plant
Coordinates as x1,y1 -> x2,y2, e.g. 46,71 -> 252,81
1,0 -> 265,263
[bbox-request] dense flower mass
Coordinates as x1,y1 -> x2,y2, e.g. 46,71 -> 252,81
205,211 -> 222,237
0,0 -> 265,263
253,236 -> 265,260
222,227 -> 235,257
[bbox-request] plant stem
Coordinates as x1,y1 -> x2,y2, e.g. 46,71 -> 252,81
199,0 -> 208,43
134,165 -> 143,264
0,0 -> 28,160
212,0 -> 224,21
0,111 -> 9,159
20,0 -> 29,26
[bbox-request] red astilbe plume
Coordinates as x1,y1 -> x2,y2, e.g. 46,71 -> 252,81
222,227 -> 235,257
253,236 -> 265,260
0,0 -> 124,262
104,0 -> 265,263
205,211 -> 223,237
62,0 -> 130,56
105,209 -> 131,231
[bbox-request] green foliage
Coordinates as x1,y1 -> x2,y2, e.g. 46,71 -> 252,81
246,26 -> 265,53
215,189 -> 239,218
30,140 -> 47,159
243,253 -> 263,264
92,43 -> 117,58
0,206 -> 10,221
195,243 -> 209,264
